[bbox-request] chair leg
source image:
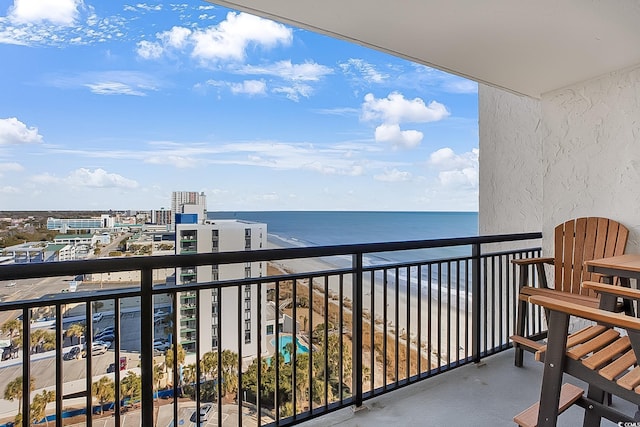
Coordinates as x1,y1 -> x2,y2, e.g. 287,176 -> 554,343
582,385 -> 605,427
538,310 -> 570,426
515,297 -> 527,367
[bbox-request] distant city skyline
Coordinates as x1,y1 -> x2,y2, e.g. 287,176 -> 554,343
0,1 -> 478,212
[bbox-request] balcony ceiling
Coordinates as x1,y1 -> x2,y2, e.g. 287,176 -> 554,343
206,0 -> 640,99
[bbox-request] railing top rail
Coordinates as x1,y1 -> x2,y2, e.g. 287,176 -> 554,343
0,232 -> 541,280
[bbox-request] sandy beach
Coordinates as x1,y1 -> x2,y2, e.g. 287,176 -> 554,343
267,241 -> 468,386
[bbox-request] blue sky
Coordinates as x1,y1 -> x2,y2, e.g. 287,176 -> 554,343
0,0 -> 479,212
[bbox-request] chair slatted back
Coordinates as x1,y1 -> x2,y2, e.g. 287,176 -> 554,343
554,217 -> 629,295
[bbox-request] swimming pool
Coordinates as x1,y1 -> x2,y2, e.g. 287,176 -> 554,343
270,335 -> 309,363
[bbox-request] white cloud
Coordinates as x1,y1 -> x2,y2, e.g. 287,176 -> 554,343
134,4 -> 162,12
230,80 -> 266,96
237,60 -> 333,82
339,58 -> 387,84
160,26 -> 192,49
0,186 -> 20,194
272,83 -> 313,102
374,124 -> 423,149
50,71 -> 160,96
136,12 -> 293,65
0,162 -> 24,175
136,40 -> 164,60
362,92 -> 449,125
362,92 -> 449,149
31,168 -> 139,189
0,118 -> 43,145
374,168 -> 412,182
84,81 -> 148,96
443,79 -> 478,94
68,168 -> 139,188
429,147 -> 479,188
9,0 -> 82,25
145,155 -> 199,168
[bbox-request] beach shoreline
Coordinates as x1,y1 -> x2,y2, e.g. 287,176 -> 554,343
267,239 -> 468,377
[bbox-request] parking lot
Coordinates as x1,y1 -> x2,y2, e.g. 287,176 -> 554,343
0,307 -> 171,394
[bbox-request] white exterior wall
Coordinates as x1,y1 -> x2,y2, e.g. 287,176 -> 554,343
478,84 -> 544,236
176,220 -> 267,359
479,64 -> 640,253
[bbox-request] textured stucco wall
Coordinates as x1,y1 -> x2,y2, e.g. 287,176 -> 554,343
478,84 -> 544,236
541,65 -> 640,252
479,65 -> 640,253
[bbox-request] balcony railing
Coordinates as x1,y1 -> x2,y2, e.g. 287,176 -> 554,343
0,232 -> 544,427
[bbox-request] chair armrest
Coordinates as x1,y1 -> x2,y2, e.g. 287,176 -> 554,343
511,257 -> 554,266
529,295 -> 640,332
582,281 -> 640,301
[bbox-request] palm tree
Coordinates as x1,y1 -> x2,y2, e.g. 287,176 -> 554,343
153,364 -> 165,401
4,376 -> 35,417
295,353 -> 310,410
165,344 -> 185,393
65,322 -> 86,345
120,371 -> 142,407
165,343 -> 185,373
30,329 -> 56,353
220,350 -> 239,399
182,363 -> 196,385
200,351 -> 218,380
1,318 -> 21,339
30,389 -> 55,426
92,376 -> 115,414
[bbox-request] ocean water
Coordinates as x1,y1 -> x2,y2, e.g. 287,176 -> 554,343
208,211 -> 478,248
208,211 -> 478,264
208,211 -> 478,302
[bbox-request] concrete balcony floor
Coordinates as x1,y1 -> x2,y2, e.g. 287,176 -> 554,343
300,349 -> 633,427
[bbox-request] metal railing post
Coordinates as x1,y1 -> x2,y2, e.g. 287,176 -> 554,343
140,267 -> 154,427
352,252 -> 363,407
472,243 -> 482,363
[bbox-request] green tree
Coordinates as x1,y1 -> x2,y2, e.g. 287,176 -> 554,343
92,376 -> 115,414
65,322 -> 86,345
165,343 -> 185,371
1,318 -> 22,339
31,329 -> 56,352
200,351 -> 218,380
120,371 -> 142,406
30,389 -> 55,426
165,343 -> 186,393
4,376 -> 35,417
153,364 -> 165,401
220,350 -> 239,398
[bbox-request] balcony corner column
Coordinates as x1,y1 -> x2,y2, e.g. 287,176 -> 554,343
352,252 -> 364,407
141,267 -> 154,426
472,243 -> 482,363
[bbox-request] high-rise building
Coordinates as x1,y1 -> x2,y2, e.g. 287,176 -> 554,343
175,219 -> 267,360
151,208 -> 172,226
170,191 -> 207,228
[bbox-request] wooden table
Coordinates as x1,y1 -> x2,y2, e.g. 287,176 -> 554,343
585,254 -> 640,314
585,254 -> 640,284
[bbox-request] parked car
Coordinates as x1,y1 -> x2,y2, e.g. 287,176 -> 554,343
190,403 -> 213,423
82,342 -> 108,357
153,339 -> 170,351
63,346 -> 81,361
107,357 -> 127,373
94,333 -> 115,344
92,312 -> 103,323
99,326 -> 115,335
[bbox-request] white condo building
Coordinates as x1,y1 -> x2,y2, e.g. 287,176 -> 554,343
175,219 -> 267,359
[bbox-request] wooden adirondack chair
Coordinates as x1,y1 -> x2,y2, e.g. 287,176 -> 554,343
511,217 -> 629,367
514,282 -> 640,427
